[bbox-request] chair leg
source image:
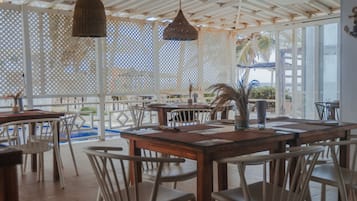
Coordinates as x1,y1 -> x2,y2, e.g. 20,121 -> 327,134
172,181 -> 177,189
23,154 -> 28,174
67,138 -> 79,176
96,188 -> 103,201
305,187 -> 312,201
41,153 -> 45,181
54,145 -> 65,189
37,154 -> 40,182
321,184 -> 326,201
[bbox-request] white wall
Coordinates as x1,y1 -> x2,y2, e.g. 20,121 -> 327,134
341,0 -> 357,123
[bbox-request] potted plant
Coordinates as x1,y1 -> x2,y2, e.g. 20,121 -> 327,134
208,77 -> 259,130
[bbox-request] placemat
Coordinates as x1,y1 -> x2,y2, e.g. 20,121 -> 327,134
175,124 -> 222,132
274,123 -> 333,132
146,132 -> 211,143
209,129 -> 277,141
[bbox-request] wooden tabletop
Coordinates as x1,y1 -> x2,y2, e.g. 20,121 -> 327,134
0,109 -> 65,124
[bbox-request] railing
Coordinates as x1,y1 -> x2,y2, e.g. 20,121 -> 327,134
0,96 -> 279,138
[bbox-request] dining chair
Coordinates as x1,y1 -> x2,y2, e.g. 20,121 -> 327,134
59,113 -> 79,176
128,105 -> 197,189
1,118 -> 65,188
315,102 -> 327,120
212,146 -> 324,201
84,146 -> 196,201
169,108 -> 212,127
310,139 -> 357,201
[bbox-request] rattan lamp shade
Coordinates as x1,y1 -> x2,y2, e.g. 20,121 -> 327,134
72,0 -> 107,37
163,9 -> 198,41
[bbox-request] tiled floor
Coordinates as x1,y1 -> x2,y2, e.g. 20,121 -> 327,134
18,136 -> 339,201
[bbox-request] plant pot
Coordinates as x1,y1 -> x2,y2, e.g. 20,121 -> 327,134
12,105 -> 20,113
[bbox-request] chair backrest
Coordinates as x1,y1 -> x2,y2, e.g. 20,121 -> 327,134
60,113 -> 77,141
318,140 -> 357,201
170,108 -> 212,127
219,146 -> 323,201
128,105 -> 146,128
84,146 -> 185,201
1,118 -> 60,147
315,102 -> 327,120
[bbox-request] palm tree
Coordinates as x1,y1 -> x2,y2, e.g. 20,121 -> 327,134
236,32 -> 275,80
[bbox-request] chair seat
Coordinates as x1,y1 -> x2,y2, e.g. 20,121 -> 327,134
143,160 -> 197,183
114,181 -> 195,201
14,142 -> 52,154
211,182 -> 300,201
311,164 -> 357,186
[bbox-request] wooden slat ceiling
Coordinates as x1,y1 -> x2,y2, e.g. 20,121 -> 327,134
2,0 -> 340,31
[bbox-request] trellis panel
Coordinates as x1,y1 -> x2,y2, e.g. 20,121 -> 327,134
158,25 -> 199,93
0,8 -> 25,96
105,19 -> 154,95
201,30 -> 233,88
28,10 -> 97,97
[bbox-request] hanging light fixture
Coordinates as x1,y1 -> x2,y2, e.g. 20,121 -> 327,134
163,0 -> 198,41
72,0 -> 107,37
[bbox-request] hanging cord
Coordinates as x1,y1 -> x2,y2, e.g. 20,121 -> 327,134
235,0 -> 243,29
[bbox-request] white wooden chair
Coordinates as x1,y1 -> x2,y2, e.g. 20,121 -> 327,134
2,118 -> 65,188
212,146 -> 324,201
310,140 -> 357,201
59,113 -> 79,176
128,105 -> 197,189
84,146 -> 196,201
169,108 -> 212,127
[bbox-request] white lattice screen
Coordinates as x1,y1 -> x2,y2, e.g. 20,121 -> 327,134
0,7 -> 24,95
201,30 -> 234,89
28,10 -> 97,97
105,18 -> 154,95
0,5 -> 234,99
158,25 -> 199,93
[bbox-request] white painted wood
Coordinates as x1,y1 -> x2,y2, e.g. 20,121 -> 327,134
340,0 -> 357,124
1,0 -> 341,31
152,22 -> 160,99
21,6 -> 33,109
95,38 -> 106,141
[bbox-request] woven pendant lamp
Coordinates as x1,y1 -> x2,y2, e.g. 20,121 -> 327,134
163,0 -> 198,41
72,0 -> 107,37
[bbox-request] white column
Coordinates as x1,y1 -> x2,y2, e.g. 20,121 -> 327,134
341,0 -> 357,124
198,30 -> 204,90
21,6 -> 34,108
229,31 -> 236,84
95,38 -> 106,141
152,23 -> 160,100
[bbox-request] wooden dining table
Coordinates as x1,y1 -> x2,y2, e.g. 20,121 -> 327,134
121,118 -> 357,201
0,109 -> 65,180
0,147 -> 22,201
147,103 -> 229,125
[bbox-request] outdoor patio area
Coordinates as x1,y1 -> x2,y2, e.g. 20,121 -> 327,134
1,0 -> 357,201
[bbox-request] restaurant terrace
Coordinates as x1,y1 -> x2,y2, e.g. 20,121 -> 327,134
0,0 -> 357,201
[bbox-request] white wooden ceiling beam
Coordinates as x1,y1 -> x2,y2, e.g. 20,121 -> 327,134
307,1 -> 332,14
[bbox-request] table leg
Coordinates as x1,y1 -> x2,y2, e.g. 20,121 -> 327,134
129,140 -> 142,184
0,166 -> 19,201
217,163 -> 228,190
30,123 -> 37,172
53,121 -> 61,181
157,108 -> 166,126
197,153 -> 213,201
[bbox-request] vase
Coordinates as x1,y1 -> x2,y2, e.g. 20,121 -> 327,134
234,106 -> 249,130
12,105 -> 20,113
234,115 -> 249,130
